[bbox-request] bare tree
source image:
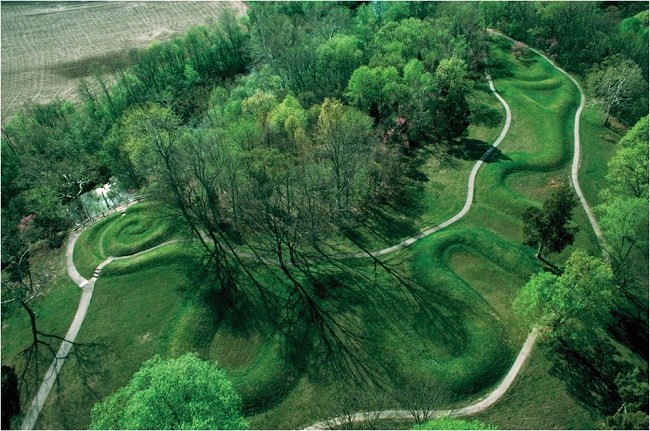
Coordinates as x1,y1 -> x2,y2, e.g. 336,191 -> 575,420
395,382 -> 451,425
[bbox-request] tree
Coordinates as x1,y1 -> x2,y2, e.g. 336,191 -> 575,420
597,197 -> 649,305
604,116 -> 648,198
315,98 -> 374,218
513,250 -> 615,337
603,367 -> 650,430
315,34 -> 364,99
90,353 -> 248,430
2,366 -> 20,429
522,184 -> 579,271
432,57 -> 471,140
586,55 -> 647,126
345,65 -> 400,121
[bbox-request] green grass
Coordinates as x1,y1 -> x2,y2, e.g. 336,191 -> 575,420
578,104 -> 624,207
469,345 -> 599,429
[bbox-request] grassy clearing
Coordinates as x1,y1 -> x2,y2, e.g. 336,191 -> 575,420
0,1 -> 245,121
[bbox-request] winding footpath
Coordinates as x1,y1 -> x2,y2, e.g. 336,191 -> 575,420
20,225 -> 177,430
305,35 -> 606,429
21,35 -> 605,430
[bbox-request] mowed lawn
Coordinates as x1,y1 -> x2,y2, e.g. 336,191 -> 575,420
0,1 -> 246,121
7,34 -> 615,430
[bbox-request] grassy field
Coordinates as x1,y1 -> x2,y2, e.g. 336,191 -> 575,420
4,33 -> 618,430
0,241 -> 81,429
0,1 -> 245,121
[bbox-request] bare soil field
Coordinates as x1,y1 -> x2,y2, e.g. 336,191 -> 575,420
1,1 -> 246,121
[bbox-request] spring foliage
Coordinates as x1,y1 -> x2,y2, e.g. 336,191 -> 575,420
90,353 -> 248,430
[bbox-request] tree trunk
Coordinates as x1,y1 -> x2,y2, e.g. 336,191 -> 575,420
536,243 -> 561,274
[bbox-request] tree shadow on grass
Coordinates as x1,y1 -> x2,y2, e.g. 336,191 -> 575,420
446,138 -> 511,163
487,54 -> 516,80
609,312 -> 649,361
548,337 -> 623,415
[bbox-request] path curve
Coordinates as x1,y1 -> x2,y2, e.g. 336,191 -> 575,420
342,72 -> 512,258
20,208 -> 178,430
305,328 -> 539,430
306,33 -> 607,429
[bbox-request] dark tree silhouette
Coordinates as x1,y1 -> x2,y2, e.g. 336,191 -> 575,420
523,184 -> 578,272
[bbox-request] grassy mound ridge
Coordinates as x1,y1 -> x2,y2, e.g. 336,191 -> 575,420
73,212 -> 121,279
73,202 -> 184,278
101,202 -> 183,257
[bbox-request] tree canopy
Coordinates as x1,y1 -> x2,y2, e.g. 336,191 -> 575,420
522,184 -> 578,270
90,353 -> 248,430
586,55 -> 648,126
513,250 -> 615,337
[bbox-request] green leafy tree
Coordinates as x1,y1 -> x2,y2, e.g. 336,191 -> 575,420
603,367 -> 650,430
90,353 -> 248,430
513,250 -> 615,337
604,116 -> 648,198
315,98 -> 374,218
586,55 -> 648,127
522,184 -> 578,271
612,10 -> 649,78
597,197 -> 649,300
398,58 -> 435,141
345,65 -> 400,121
315,34 -> 364,99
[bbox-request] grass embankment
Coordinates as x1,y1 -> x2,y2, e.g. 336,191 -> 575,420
73,202 -> 184,279
22,35 -> 613,430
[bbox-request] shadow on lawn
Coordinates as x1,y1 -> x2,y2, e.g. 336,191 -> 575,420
447,138 -> 511,163
549,338 -> 623,415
